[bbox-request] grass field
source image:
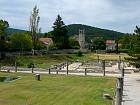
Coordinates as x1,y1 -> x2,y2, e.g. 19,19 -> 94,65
0,73 -> 116,105
92,53 -> 129,61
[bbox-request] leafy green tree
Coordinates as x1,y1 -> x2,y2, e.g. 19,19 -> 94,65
126,26 -> 140,68
10,33 -> 33,51
90,37 -> 106,51
52,14 -> 69,49
119,34 -> 136,50
35,41 -> 47,50
0,20 -> 9,35
44,31 -> 53,38
0,20 -> 9,59
68,37 -> 80,49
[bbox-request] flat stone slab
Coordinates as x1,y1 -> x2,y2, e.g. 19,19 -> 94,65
123,74 -> 140,105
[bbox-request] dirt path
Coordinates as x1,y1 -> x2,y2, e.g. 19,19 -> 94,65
123,74 -> 140,105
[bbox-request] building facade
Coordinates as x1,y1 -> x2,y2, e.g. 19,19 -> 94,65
106,40 -> 116,50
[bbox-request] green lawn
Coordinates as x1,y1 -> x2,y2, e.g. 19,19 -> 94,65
0,73 -> 116,105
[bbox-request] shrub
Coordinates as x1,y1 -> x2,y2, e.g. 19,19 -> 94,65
27,62 -> 34,68
119,49 -> 129,53
106,50 -> 120,53
16,60 -> 24,66
77,51 -> 83,57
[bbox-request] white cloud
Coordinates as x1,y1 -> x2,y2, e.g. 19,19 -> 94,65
0,0 -> 140,33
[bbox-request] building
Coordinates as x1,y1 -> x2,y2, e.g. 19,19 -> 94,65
79,29 -> 85,50
106,40 -> 116,50
39,38 -> 53,46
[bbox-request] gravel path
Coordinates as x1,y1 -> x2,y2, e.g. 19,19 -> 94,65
123,74 -> 140,105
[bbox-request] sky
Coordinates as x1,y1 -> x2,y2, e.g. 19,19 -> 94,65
0,0 -> 140,33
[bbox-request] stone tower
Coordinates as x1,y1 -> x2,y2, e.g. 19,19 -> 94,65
79,29 -> 85,49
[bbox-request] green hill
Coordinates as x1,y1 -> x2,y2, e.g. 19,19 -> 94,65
66,24 -> 125,42
7,24 -> 125,42
6,28 -> 27,35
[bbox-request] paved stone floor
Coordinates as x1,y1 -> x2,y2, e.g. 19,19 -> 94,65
123,74 -> 140,105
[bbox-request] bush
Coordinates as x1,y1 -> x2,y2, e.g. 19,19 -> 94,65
68,37 -> 80,49
119,49 -> 129,53
71,46 -> 80,49
106,50 -> 120,53
27,62 -> 34,68
16,60 -> 24,66
77,51 -> 83,57
48,44 -> 58,50
36,41 -> 47,50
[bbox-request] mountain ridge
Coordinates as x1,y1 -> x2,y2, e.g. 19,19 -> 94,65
6,28 -> 27,35
6,24 -> 125,42
66,24 -> 125,42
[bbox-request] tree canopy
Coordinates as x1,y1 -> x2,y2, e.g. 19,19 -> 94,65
125,26 -> 140,68
52,15 -> 69,49
10,33 -> 33,51
0,20 -> 9,36
0,20 -> 9,59
68,37 -> 80,49
119,33 -> 136,50
90,37 -> 106,51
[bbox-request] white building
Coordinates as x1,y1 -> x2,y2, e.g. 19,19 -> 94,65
106,40 -> 116,50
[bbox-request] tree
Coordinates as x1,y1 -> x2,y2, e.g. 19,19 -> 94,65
29,5 -> 41,51
0,20 -> 9,35
10,33 -> 33,51
90,37 -> 106,51
119,34 -> 136,50
68,37 -> 80,49
52,14 -> 69,49
0,20 -> 9,59
44,31 -> 53,38
125,26 -> 140,68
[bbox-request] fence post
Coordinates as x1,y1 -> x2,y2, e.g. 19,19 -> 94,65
85,68 -> 87,76
31,64 -> 34,73
102,60 -> 105,76
66,61 -> 69,75
62,63 -> 64,68
116,87 -> 122,105
119,56 -> 121,61
118,61 -> 121,70
48,68 -> 51,74
118,56 -> 121,70
117,77 -> 124,96
56,69 -> 59,75
121,68 -> 125,77
97,55 -> 99,62
56,69 -> 59,74
64,62 -> 66,67
15,61 -> 17,72
0,63 -> 1,71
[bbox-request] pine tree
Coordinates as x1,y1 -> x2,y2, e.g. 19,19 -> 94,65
126,26 -> 140,68
52,15 -> 69,49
